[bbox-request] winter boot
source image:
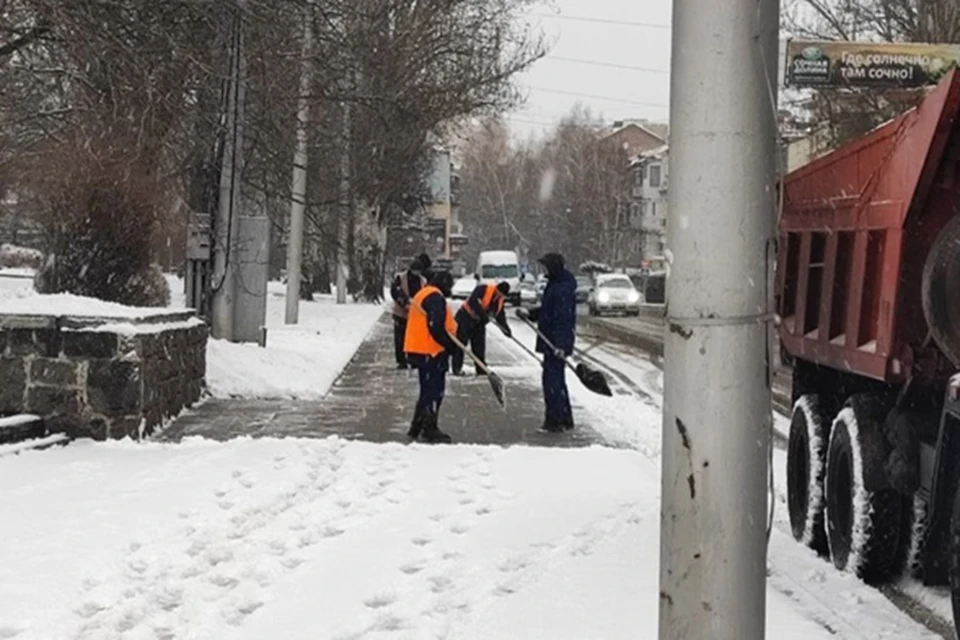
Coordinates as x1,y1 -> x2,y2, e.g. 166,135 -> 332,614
420,413 -> 453,444
541,418 -> 564,433
407,407 -> 426,440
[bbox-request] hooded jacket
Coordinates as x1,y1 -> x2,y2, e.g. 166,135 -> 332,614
535,254 -> 576,355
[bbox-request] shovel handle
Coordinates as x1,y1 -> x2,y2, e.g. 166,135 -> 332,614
517,315 -> 580,375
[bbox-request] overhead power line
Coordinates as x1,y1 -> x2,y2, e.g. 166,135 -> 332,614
544,56 -> 669,74
526,86 -> 669,109
526,12 -> 671,29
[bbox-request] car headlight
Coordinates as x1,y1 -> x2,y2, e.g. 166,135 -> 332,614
628,291 -> 640,303
598,291 -> 610,303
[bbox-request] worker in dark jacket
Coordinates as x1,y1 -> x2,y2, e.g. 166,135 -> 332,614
390,257 -> 428,369
518,253 -> 577,432
452,281 -> 512,376
404,269 -> 459,443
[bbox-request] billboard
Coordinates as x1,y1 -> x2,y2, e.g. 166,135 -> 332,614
785,40 -> 960,88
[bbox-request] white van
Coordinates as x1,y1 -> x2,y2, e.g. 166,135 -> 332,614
476,250 -> 521,305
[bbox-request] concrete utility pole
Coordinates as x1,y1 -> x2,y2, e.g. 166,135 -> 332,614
211,2 -> 247,341
335,98 -> 351,305
284,10 -> 313,324
658,0 -> 779,638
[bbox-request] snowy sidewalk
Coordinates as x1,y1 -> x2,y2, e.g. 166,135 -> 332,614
163,314 -> 607,448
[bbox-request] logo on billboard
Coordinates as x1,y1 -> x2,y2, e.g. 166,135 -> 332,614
785,40 -> 960,88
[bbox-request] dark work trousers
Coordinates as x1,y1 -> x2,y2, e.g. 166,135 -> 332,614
392,315 -> 408,366
452,309 -> 486,374
542,352 -> 572,425
417,355 -> 448,418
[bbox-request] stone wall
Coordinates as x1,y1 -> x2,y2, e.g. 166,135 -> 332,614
0,312 -> 207,439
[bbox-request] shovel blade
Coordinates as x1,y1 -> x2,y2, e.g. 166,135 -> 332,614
487,371 -> 507,408
575,363 -> 613,397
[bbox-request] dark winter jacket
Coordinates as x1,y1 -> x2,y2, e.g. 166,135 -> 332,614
532,256 -> 576,355
463,284 -> 509,332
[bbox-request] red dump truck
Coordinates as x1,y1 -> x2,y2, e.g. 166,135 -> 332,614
779,68 -> 960,630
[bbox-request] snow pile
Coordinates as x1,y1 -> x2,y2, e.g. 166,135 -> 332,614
0,288 -> 174,319
0,243 -> 42,269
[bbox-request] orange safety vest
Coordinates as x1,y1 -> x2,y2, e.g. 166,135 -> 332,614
404,286 -> 458,357
392,271 -> 425,318
464,284 -> 504,321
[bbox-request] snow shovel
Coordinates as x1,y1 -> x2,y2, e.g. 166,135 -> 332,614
411,299 -> 506,409
516,316 -> 613,397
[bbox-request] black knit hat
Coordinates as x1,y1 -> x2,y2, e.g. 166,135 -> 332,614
496,281 -> 511,295
417,253 -> 433,270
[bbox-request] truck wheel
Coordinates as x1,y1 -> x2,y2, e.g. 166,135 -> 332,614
825,394 -> 909,583
948,489 -> 960,632
787,395 -> 835,555
923,213 -> 960,367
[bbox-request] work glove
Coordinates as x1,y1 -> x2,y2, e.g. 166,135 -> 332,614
553,348 -> 565,359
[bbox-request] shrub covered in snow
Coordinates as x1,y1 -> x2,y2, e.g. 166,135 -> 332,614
0,243 -> 42,270
19,136 -> 172,307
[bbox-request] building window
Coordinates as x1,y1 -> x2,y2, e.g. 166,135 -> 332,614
649,201 -> 657,218
661,218 -> 666,228
649,164 -> 662,188
634,167 -> 645,187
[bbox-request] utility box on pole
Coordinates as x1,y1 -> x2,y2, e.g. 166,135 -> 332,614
659,0 -> 780,638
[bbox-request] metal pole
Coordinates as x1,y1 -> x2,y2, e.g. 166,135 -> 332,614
284,10 -> 313,324
658,0 -> 779,637
211,2 -> 247,341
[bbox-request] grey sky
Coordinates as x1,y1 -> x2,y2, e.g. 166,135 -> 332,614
508,0 -> 673,140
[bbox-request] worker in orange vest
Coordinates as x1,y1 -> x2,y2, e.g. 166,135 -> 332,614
452,281 -> 511,376
404,269 -> 460,443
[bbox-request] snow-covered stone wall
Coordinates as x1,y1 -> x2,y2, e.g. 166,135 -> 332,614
0,312 -> 206,439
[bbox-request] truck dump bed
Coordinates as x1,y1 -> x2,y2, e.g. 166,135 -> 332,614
778,69 -> 960,383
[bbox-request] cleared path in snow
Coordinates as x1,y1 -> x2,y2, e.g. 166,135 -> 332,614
163,314 -> 607,448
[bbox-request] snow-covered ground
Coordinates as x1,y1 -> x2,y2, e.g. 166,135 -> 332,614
0,280 -> 943,638
171,276 -> 384,400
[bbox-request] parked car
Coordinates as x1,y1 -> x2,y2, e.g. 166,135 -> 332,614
535,277 -> 548,301
588,274 -> 641,316
518,281 -> 538,305
451,275 -> 477,300
575,275 -> 593,304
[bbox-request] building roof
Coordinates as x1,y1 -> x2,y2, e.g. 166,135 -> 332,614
605,120 -> 669,143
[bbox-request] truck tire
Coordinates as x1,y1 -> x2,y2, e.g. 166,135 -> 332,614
825,394 -> 909,583
948,489 -> 960,634
922,213 -> 960,367
787,395 -> 835,555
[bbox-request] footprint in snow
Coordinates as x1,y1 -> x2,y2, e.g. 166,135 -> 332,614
428,575 -> 454,594
281,556 -> 305,569
475,505 -> 493,516
218,500 -> 235,511
373,614 -> 405,632
458,496 -> 476,506
399,562 -> 425,575
411,536 -> 432,547
214,489 -> 228,498
449,522 -> 470,535
76,601 -> 107,619
363,593 -> 397,609
428,512 -> 448,522
321,525 -> 345,538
